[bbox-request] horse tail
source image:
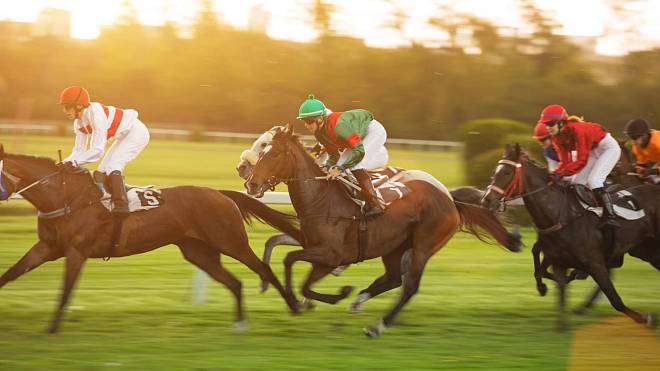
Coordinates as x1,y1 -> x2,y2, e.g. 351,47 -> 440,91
218,190 -> 303,242
450,187 -> 522,252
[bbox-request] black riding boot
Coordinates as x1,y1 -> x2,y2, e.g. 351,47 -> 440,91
593,187 -> 620,228
352,169 -> 385,217
108,171 -> 130,215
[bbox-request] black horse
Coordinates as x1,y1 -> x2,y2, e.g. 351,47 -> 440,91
482,143 -> 659,330
0,144 -> 302,333
245,125 -> 520,337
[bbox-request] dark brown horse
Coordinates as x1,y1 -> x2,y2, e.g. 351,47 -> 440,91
482,143 -> 659,330
0,144 -> 302,333
244,125 -> 519,337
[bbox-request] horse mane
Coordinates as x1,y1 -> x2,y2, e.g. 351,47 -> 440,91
5,153 -> 57,170
272,129 -> 324,173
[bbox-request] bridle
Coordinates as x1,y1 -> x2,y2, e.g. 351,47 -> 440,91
0,162 -> 89,219
486,158 -> 549,211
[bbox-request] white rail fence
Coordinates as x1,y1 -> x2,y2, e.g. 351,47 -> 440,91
0,121 -> 463,150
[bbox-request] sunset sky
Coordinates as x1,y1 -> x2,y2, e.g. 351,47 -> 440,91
1,0 -> 659,56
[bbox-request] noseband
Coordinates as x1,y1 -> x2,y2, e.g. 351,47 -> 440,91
487,159 -> 525,200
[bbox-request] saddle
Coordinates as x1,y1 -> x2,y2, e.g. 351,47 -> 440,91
340,167 -> 411,208
571,184 -> 645,221
100,185 -> 164,213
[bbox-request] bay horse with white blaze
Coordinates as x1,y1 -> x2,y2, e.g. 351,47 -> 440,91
245,125 -> 520,337
0,144 -> 301,333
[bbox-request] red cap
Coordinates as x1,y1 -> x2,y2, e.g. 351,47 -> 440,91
538,104 -> 568,124
58,86 -> 90,107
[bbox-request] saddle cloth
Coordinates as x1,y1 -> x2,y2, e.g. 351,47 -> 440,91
101,186 -> 164,213
573,185 -> 646,221
341,166 -> 411,207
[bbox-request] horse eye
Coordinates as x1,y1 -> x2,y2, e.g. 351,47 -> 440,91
261,143 -> 267,148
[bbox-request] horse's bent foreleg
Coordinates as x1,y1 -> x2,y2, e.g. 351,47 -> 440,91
0,241 -> 61,289
350,249 -> 405,313
48,249 -> 86,333
283,248 -> 338,297
300,264 -> 352,305
261,234 -> 301,293
532,242 -> 549,296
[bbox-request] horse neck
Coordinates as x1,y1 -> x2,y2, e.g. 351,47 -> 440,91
5,157 -> 61,212
520,159 -> 564,227
286,141 -> 342,217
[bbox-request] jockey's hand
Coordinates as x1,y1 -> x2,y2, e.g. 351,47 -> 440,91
326,166 -> 342,180
57,161 -> 77,173
547,172 -> 562,184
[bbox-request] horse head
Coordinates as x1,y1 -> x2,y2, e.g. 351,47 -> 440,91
236,126 -> 284,180
0,146 -> 97,212
245,124 -> 318,198
481,143 -> 548,212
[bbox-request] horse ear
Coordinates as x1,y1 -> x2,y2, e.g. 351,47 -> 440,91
0,144 -> 4,159
513,143 -> 521,158
284,123 -> 294,135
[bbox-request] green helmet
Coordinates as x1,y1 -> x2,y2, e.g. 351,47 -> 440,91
297,94 -> 326,119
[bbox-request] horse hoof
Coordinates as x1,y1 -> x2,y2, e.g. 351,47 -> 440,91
646,313 -> 658,329
260,282 -> 269,293
340,285 -> 355,298
231,320 -> 249,332
537,284 -> 548,297
300,298 -> 316,311
573,306 -> 587,315
363,325 -> 380,338
348,302 -> 362,314
331,265 -> 348,276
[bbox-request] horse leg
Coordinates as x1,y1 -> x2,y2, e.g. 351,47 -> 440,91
552,265 -> 569,332
532,242 -> 548,296
0,241 -> 62,289
177,239 -> 245,326
588,263 -> 657,328
283,248 -> 338,297
47,249 -> 86,333
349,248 -> 405,313
261,234 -> 300,293
300,264 -> 353,305
364,248 -> 432,338
573,270 -> 611,315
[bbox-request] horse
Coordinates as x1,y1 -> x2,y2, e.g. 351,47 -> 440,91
237,127 -> 522,293
0,144 -> 302,333
531,139 -> 650,319
244,125 -> 520,337
481,143 -> 659,330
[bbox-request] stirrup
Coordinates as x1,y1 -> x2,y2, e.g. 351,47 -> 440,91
598,216 -> 620,229
363,204 -> 384,217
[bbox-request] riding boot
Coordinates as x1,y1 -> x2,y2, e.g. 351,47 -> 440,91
352,168 -> 385,217
93,171 -> 108,195
108,170 -> 130,215
593,187 -> 620,229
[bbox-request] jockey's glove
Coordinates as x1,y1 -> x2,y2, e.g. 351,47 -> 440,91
547,172 -> 563,184
57,161 -> 77,173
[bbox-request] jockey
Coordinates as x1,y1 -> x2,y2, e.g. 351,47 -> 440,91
532,122 -> 560,171
624,118 -> 660,184
540,104 -> 621,228
297,94 -> 388,217
58,86 -> 150,215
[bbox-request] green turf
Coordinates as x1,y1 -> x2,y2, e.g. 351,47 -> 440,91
0,135 -> 658,370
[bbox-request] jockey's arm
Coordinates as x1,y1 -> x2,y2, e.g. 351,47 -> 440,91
72,105 -> 110,166
324,149 -> 340,169
63,124 -> 88,164
337,140 -> 365,170
555,132 -> 590,177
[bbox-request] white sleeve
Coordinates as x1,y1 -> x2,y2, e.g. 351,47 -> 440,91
546,157 -> 560,172
72,105 -> 109,165
63,124 -> 89,164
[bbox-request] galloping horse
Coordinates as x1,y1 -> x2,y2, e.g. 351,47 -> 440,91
0,144 -> 301,333
244,125 -> 520,337
237,127 -> 521,292
482,143 -> 659,329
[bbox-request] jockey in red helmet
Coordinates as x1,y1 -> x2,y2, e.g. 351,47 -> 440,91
539,104 -> 621,228
298,94 -> 388,217
58,86 -> 150,215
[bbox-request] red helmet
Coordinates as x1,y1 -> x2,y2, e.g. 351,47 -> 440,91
538,104 -> 568,124
532,122 -> 551,140
58,86 -> 90,107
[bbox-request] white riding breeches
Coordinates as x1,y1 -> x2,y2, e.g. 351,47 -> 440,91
97,119 -> 150,174
570,134 -> 621,189
338,119 -> 388,170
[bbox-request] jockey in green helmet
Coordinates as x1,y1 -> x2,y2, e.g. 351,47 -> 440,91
297,94 -> 389,217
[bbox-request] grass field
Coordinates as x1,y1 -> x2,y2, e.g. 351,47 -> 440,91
0,135 -> 659,370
